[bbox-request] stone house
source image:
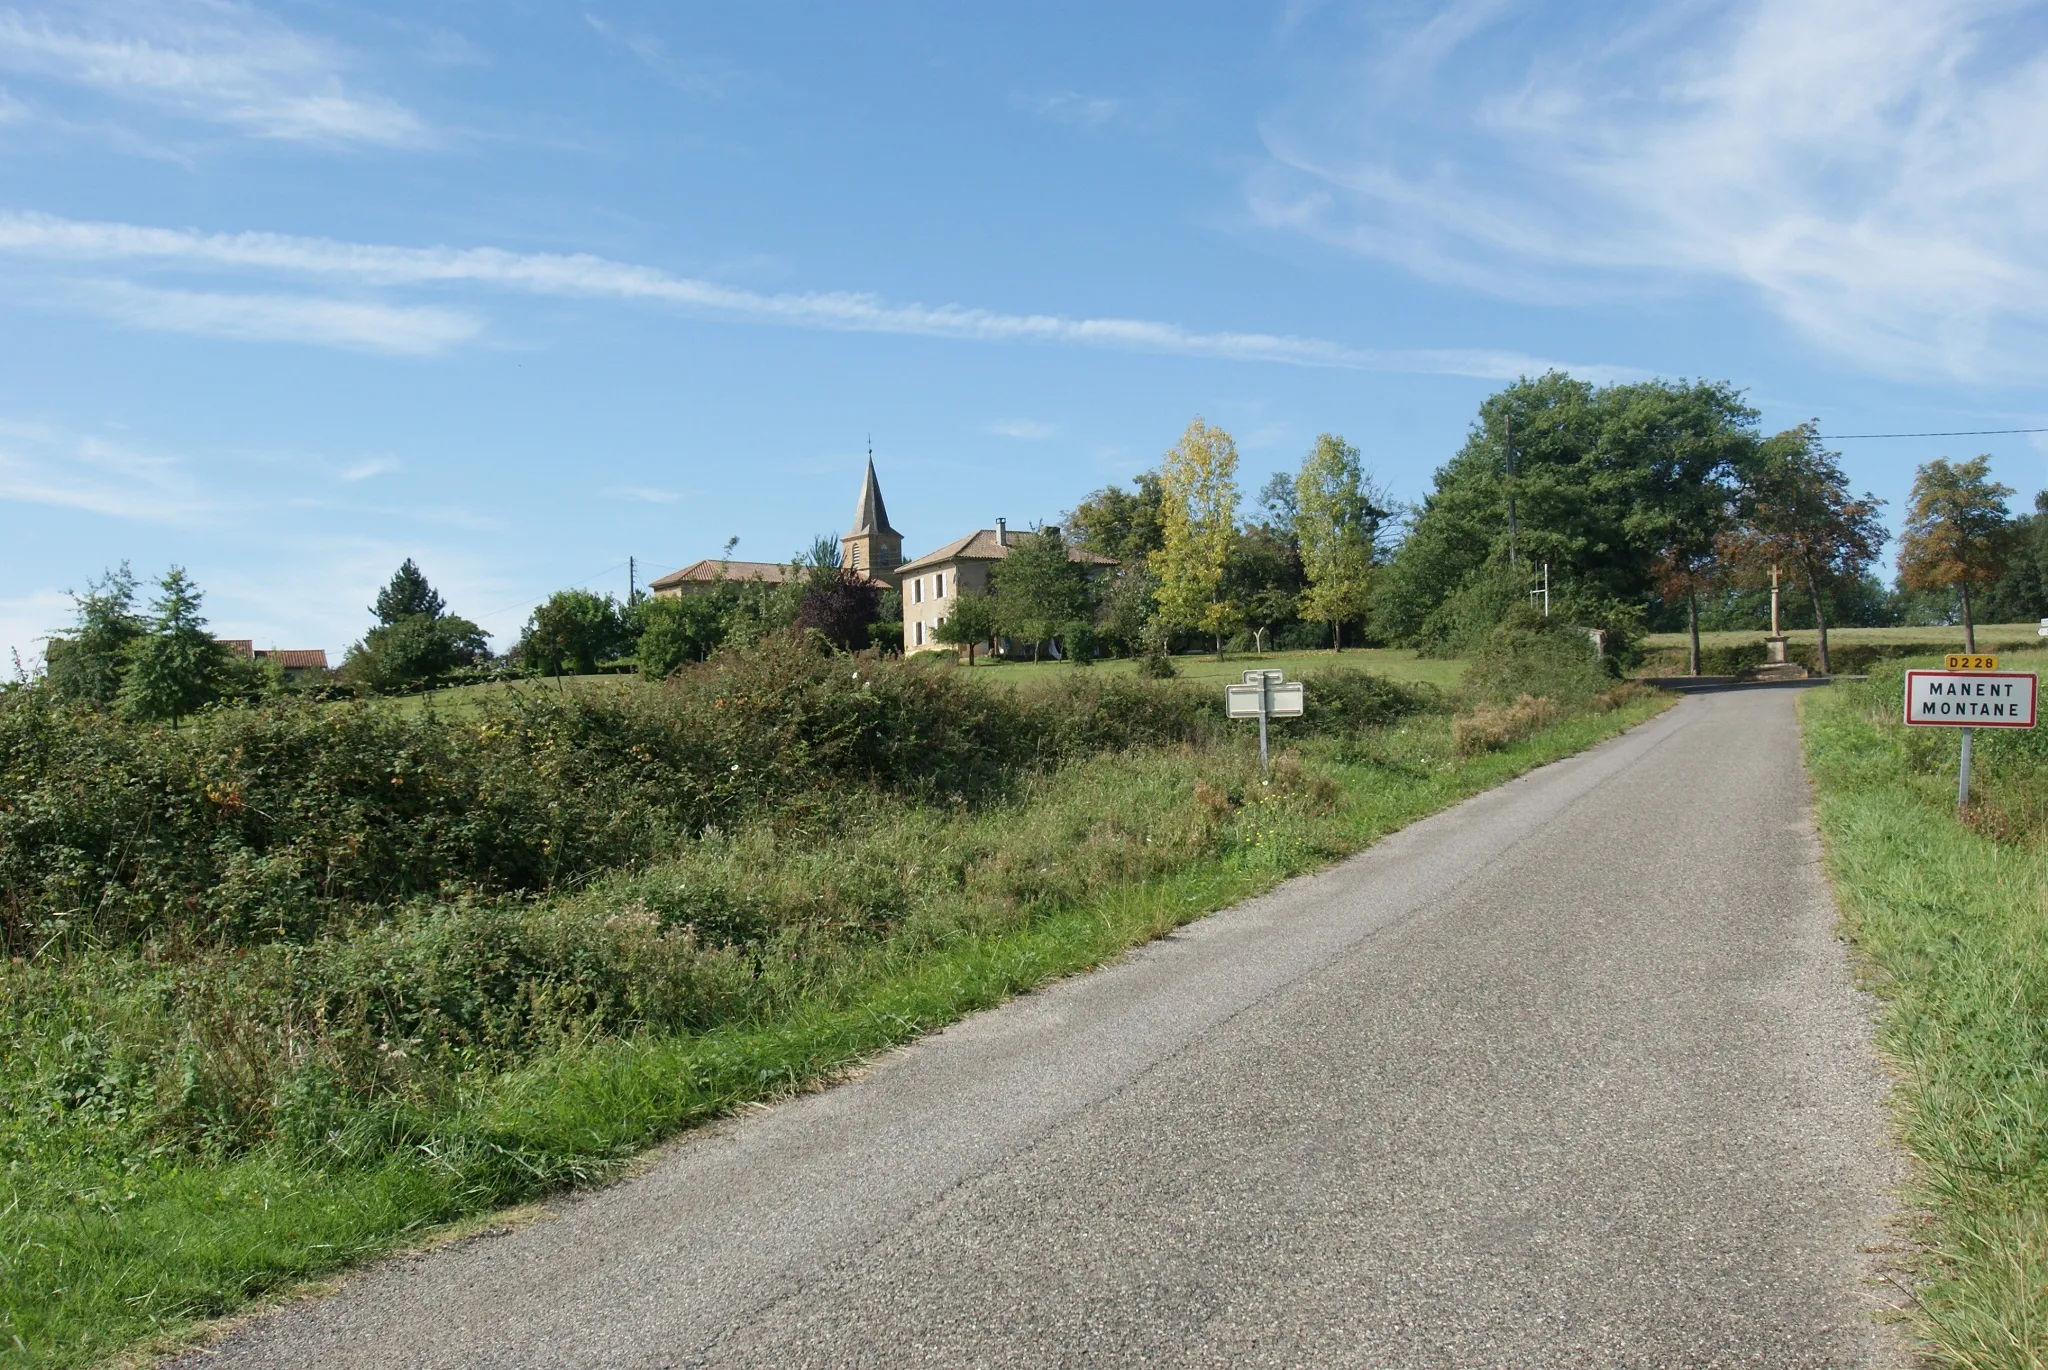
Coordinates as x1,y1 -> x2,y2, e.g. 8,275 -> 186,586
897,519 -> 1116,656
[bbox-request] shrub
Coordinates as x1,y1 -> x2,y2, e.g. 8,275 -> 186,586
1452,695 -> 1564,755
1462,612 -> 1614,704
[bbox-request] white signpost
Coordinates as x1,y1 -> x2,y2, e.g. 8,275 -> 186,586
1903,666 -> 2038,809
1226,669 -> 1304,781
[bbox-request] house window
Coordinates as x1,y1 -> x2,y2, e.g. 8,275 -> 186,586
915,620 -> 925,646
912,578 -> 922,604
935,572 -> 945,598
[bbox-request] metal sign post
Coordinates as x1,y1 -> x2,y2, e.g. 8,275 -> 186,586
1225,669 -> 1304,782
1903,664 -> 2037,812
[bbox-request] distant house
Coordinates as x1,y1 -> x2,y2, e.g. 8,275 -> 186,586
647,559 -> 800,598
897,519 -> 1116,656
216,640 -> 330,679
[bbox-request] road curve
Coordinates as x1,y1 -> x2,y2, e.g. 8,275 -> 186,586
176,685 -> 1903,1369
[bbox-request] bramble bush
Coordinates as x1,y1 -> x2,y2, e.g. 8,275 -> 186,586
2,637 -> 1432,958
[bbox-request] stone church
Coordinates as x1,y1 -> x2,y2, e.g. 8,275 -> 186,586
650,458 -> 1112,656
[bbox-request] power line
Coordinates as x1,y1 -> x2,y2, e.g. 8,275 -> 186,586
1819,427 -> 2048,439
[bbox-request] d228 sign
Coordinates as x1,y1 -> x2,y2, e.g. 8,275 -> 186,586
1903,670 -> 2038,728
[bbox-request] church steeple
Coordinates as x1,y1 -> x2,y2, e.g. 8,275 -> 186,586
840,450 -> 904,583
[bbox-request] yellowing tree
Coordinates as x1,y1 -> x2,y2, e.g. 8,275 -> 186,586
1898,455 -> 2016,653
1150,417 -> 1241,658
1294,434 -> 1379,651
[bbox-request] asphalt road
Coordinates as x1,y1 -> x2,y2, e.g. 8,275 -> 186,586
177,685 -> 1903,1369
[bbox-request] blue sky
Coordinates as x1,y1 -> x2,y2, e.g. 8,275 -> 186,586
2,0 -> 2045,665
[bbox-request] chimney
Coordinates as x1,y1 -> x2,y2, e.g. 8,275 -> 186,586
995,517 -> 1007,547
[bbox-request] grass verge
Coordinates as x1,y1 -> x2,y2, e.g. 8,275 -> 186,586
1802,656 -> 2048,1368
3,692 -> 1665,1369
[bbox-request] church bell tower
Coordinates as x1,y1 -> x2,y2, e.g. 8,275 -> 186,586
840,454 -> 903,586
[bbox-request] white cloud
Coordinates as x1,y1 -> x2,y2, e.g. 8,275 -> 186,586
984,419 -> 1059,440
1021,90 -> 1122,127
0,586 -> 67,674
339,455 -> 398,482
72,279 -> 481,353
1253,0 -> 2048,382
0,210 -> 1629,379
607,485 -> 681,503
0,420 -> 204,520
0,0 -> 428,146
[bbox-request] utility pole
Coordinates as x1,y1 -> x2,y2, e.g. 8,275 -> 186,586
628,556 -> 637,605
1504,412 -> 1518,567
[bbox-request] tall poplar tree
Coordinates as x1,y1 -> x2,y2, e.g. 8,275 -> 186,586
1293,434 -> 1381,651
1897,456 -> 2016,654
1150,418 -> 1241,658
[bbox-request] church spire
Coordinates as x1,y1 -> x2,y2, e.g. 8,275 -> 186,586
849,450 -> 899,538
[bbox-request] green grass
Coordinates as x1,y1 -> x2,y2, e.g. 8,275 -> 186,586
1646,623 -> 2046,651
1802,654 -> 2048,1367
1,689 -> 1659,1369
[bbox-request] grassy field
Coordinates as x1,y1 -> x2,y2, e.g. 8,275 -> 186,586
1645,623 -> 2045,651
1802,649 -> 2048,1367
2,675 -> 1659,1368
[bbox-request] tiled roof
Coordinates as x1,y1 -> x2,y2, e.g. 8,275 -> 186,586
897,530 -> 1118,575
649,559 -> 799,589
259,649 -> 330,670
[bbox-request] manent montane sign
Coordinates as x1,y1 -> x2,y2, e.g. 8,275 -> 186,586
1903,670 -> 2039,728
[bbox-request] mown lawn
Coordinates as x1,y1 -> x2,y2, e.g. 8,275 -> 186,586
1803,651 -> 2048,1367
3,682 -> 1655,1369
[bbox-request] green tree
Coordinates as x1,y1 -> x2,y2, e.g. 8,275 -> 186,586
1977,490 -> 2048,624
1371,374 -> 1760,647
373,558 -> 445,624
1897,456 -> 2017,654
992,526 -> 1092,661
343,562 -> 488,693
1294,434 -> 1383,651
519,590 -> 628,676
118,567 -> 231,727
934,589 -> 999,664
1719,424 -> 1886,675
1092,567 -> 1158,659
45,562 -> 144,708
1150,417 -> 1242,658
631,594 -> 725,678
1066,471 -> 1167,567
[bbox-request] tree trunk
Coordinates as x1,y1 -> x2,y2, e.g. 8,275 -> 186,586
1807,580 -> 1830,676
1960,581 -> 1977,653
1334,620 -> 1343,653
1687,589 -> 1700,677
1215,633 -> 1224,661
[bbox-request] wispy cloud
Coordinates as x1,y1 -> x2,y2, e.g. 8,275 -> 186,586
0,0 -> 429,146
1253,0 -> 2048,382
339,455 -> 398,482
0,586 -> 69,673
582,11 -> 733,96
606,484 -> 680,503
0,420 -> 205,521
71,279 -> 481,353
985,419 -> 1059,439
1020,90 -> 1121,127
0,210 -> 1628,379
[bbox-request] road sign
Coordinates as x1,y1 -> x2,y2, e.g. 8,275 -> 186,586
1946,654 -> 1999,670
1903,670 -> 2037,728
1242,668 -> 1286,686
1226,682 -> 1304,718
